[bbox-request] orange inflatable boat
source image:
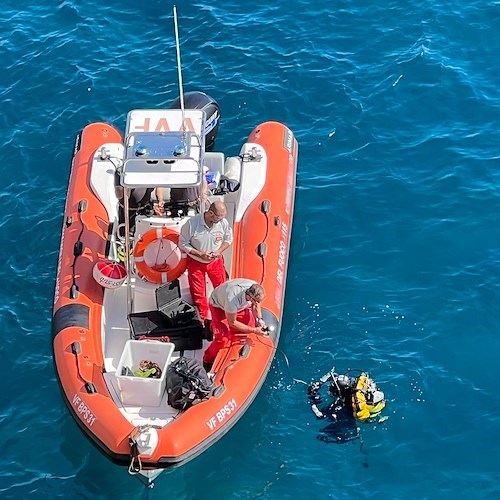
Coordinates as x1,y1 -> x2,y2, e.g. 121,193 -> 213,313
52,93 -> 298,485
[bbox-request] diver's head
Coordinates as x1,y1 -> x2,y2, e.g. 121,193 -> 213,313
329,374 -> 352,398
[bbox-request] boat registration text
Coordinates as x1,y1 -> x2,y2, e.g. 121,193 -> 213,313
73,394 -> 96,427
206,398 -> 237,430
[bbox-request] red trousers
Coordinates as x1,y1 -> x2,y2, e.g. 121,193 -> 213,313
203,305 -> 256,364
186,256 -> 227,322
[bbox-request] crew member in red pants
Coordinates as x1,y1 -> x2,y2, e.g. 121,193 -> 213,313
203,279 -> 267,371
179,200 -> 233,323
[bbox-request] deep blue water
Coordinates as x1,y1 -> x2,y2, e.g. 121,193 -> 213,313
2,0 -> 500,498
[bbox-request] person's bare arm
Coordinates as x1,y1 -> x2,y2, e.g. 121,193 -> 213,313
226,311 -> 263,334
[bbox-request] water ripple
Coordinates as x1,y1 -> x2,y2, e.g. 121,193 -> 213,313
1,0 -> 500,497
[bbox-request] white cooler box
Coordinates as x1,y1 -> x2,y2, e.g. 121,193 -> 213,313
116,340 -> 175,406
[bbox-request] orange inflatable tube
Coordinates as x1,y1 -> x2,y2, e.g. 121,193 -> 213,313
52,120 -> 298,470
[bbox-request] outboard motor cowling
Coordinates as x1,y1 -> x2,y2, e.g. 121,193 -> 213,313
170,91 -> 221,151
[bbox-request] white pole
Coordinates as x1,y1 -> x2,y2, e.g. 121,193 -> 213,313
173,6 -> 186,138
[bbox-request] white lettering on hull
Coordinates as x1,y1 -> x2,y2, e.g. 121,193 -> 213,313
206,398 -> 237,430
72,394 -> 96,427
275,221 -> 289,307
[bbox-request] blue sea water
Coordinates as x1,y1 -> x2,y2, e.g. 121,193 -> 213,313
1,0 -> 500,498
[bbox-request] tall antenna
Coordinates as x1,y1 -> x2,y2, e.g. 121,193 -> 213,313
173,6 -> 186,138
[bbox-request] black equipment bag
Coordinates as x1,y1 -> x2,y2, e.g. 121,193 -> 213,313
128,310 -> 203,351
166,357 -> 214,410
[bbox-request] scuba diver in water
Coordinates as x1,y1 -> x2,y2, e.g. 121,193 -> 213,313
307,369 -> 386,443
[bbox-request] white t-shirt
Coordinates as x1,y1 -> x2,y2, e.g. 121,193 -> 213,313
209,278 -> 257,313
179,213 -> 233,263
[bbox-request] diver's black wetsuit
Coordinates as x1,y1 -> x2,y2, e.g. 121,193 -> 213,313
307,371 -> 359,444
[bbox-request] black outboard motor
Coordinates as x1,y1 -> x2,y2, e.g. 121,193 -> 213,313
170,91 -> 221,151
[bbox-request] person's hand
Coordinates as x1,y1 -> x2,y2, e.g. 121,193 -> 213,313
252,326 -> 266,335
256,317 -> 266,329
153,199 -> 164,216
199,251 -> 217,261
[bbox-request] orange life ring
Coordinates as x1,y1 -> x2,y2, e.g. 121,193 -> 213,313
133,227 -> 187,284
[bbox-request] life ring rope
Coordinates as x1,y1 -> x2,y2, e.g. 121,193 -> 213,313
133,227 -> 187,284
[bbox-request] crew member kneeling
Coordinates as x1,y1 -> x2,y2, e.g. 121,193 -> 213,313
203,279 -> 266,371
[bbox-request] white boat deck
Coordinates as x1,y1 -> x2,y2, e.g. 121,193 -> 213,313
101,270 -> 211,426
87,138 -> 250,427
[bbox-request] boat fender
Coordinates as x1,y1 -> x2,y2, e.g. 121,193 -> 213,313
93,259 -> 127,289
133,228 -> 187,284
224,156 -> 241,183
